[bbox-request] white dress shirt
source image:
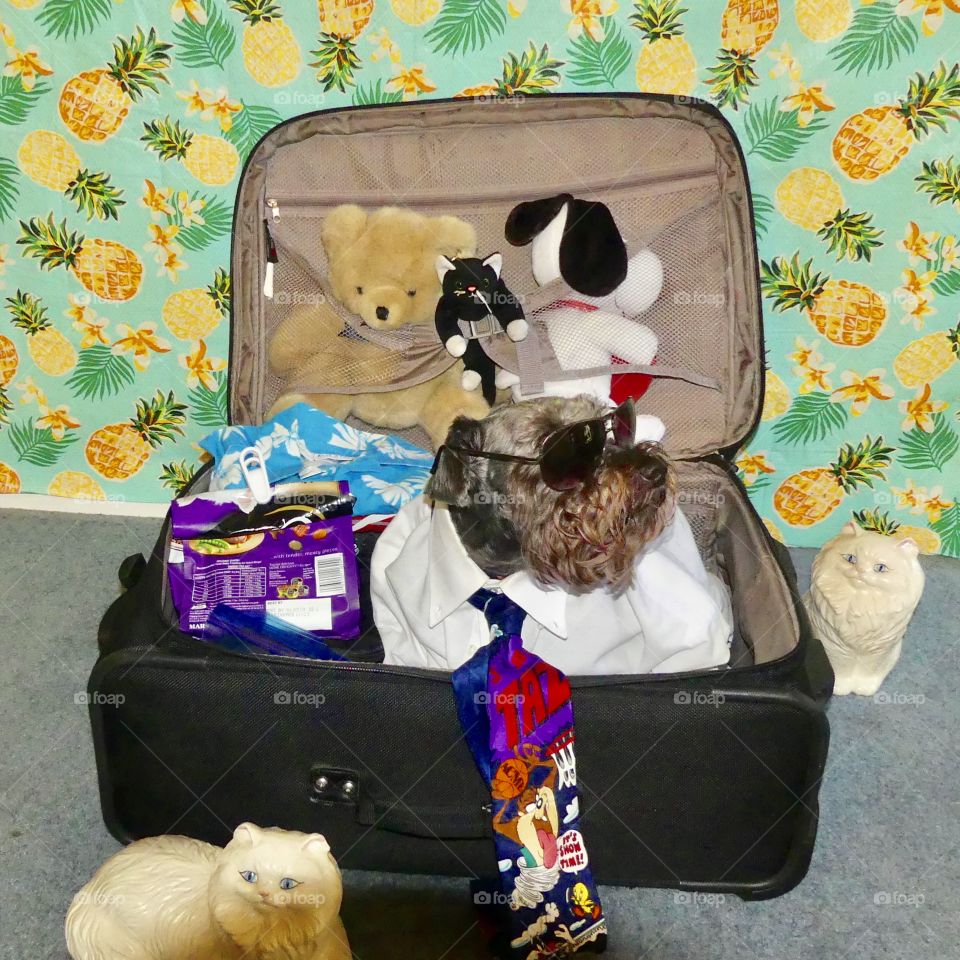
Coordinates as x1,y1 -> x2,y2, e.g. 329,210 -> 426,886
370,496 -> 733,676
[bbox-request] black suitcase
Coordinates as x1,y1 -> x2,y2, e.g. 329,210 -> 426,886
88,94 -> 833,900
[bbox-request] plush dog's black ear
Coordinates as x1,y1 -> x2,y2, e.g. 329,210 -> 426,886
425,416 -> 485,507
504,193 -> 573,246
560,198 -> 628,296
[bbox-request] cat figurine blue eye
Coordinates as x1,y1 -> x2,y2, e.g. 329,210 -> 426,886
240,870 -> 257,883
279,877 -> 300,890
842,553 -> 857,564
874,563 -> 889,573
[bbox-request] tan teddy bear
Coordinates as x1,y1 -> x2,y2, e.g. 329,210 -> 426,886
268,205 -> 492,447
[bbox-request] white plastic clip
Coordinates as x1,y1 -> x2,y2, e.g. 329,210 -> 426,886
263,261 -> 274,299
238,446 -> 272,504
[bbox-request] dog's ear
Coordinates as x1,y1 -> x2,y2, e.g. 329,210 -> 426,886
425,416 -> 485,507
505,194 -> 573,246
559,198 -> 628,296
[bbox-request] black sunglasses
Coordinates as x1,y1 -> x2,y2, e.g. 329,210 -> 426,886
432,398 -> 637,492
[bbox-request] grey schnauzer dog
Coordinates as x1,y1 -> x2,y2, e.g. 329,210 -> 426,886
426,395 -> 676,593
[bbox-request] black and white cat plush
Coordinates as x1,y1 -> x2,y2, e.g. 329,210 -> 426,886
434,253 -> 528,404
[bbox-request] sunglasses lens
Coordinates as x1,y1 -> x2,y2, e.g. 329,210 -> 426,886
611,399 -> 636,447
540,421 -> 605,490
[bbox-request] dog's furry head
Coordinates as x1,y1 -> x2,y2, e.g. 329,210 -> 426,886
426,395 -> 677,592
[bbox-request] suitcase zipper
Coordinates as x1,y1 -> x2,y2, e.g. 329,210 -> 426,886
261,167 -> 717,216
262,216 -> 279,298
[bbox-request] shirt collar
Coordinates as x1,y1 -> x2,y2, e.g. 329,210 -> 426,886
427,504 -> 568,638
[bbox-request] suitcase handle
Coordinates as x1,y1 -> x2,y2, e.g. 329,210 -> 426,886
310,765 -> 490,839
358,797 -> 490,840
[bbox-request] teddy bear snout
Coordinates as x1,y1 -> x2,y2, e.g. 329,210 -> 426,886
359,288 -> 409,328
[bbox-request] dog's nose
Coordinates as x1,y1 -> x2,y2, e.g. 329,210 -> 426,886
376,305 -> 389,321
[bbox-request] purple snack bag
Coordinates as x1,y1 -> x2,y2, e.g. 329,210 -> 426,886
167,481 -> 360,642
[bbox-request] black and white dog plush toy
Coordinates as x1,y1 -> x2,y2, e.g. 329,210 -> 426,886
501,193 -> 662,404
434,253 -> 528,404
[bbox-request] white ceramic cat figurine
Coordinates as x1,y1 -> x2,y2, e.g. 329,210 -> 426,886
65,823 -> 351,960
805,522 -> 924,696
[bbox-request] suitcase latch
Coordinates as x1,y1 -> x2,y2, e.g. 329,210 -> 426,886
309,765 -> 359,806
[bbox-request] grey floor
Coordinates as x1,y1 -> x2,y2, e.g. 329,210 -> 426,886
1,508 -> 958,960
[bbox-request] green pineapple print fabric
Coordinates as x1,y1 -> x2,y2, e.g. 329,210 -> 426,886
0,0 -> 958,557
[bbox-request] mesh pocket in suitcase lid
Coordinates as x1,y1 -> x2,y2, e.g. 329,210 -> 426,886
262,178 -> 731,456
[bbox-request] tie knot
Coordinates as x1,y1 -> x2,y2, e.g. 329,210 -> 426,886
467,587 -> 527,638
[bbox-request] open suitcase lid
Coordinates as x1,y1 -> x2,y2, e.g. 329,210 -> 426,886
230,94 -> 763,461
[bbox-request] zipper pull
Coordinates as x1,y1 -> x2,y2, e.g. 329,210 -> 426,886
266,198 -> 280,220
263,218 -> 278,299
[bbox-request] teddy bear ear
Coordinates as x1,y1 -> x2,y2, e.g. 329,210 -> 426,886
321,204 -> 368,260
433,216 -> 477,259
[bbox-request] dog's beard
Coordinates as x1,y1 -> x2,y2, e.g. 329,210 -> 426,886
516,445 -> 676,593
450,499 -> 525,580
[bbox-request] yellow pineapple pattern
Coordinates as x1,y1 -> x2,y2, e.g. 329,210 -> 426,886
17,130 -> 125,220
794,0 -> 851,42
833,62 -> 960,181
893,323 -> 959,388
311,0 -> 375,91
318,0 -> 375,37
774,437 -> 892,527
230,0 -> 302,87
0,335 -> 19,387
707,0 -> 779,108
774,168 -> 882,261
0,462 -> 21,494
761,254 -> 886,347
391,0 -> 443,25
761,370 -> 790,420
631,0 -> 698,96
48,470 -> 106,500
852,509 -> 941,555
5,291 -> 76,376
141,118 -> 239,186
162,269 -> 231,341
895,526 -> 941,555
17,131 -> 79,193
85,392 -> 187,481
18,217 -> 143,303
58,29 -> 172,143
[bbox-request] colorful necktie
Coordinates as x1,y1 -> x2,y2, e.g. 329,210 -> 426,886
453,589 -> 607,958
